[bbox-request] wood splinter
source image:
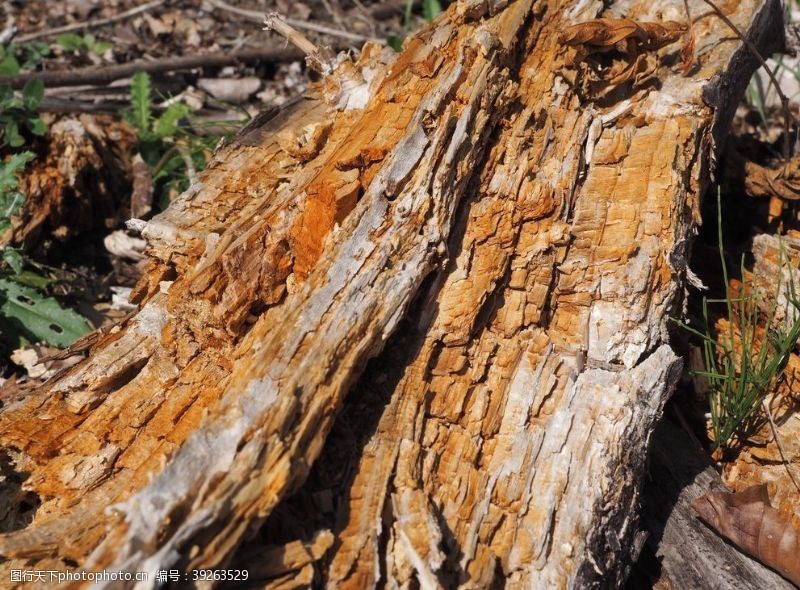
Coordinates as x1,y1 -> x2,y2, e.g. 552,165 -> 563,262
263,12 -> 335,75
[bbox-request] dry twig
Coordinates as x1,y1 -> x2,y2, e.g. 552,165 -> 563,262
16,0 -> 167,43
0,47 -> 330,89
699,0 -> 793,160
206,0 -> 378,44
263,13 -> 335,75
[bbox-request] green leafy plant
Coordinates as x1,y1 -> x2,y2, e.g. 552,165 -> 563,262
0,80 -> 46,148
0,42 -> 52,76
56,33 -> 112,56
124,71 -> 191,141
0,156 -> 91,347
0,45 -> 19,76
0,93 -> 91,348
676,191 -> 800,452
388,0 -> 443,51
422,0 -> 443,23
123,71 -> 224,209
0,151 -> 35,234
0,277 -> 90,347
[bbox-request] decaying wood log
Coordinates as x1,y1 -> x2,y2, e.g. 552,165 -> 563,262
640,417 -> 794,589
0,0 -> 785,587
1,115 -> 136,248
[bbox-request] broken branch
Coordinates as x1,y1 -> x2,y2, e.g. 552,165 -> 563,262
0,47 -> 332,89
16,0 -> 167,43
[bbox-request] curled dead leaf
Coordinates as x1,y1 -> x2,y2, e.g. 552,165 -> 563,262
745,157 -> 800,201
559,18 -> 686,52
559,18 -> 686,98
692,485 -> 800,585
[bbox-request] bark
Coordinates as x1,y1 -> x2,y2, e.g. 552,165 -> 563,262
0,0 -> 784,587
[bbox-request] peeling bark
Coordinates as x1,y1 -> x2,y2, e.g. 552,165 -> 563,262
0,0 -> 785,587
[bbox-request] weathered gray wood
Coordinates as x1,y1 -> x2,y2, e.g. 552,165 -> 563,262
641,417 -> 795,589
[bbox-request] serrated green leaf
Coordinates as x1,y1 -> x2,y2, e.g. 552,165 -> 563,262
0,151 -> 35,191
129,71 -> 152,135
0,53 -> 20,76
27,116 -> 46,136
22,79 -> 44,110
56,33 -> 84,52
4,120 -> 23,147
1,247 -> 23,274
0,278 -> 90,347
153,102 -> 189,138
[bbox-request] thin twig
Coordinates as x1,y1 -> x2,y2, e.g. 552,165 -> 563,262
263,13 -> 334,75
698,0 -> 793,160
152,145 -> 179,178
319,0 -> 347,30
205,0 -> 379,45
351,0 -> 379,38
16,0 -> 167,43
38,97 -> 120,114
761,398 -> 800,494
0,47 -> 330,89
263,14 -> 322,58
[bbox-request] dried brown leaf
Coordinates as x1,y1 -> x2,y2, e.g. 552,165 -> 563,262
559,18 -> 685,51
745,157 -> 800,201
692,485 -> 800,585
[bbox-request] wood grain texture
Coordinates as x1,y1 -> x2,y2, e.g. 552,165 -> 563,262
0,0 -> 784,586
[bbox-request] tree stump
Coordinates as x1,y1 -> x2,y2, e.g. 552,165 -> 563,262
0,0 -> 784,586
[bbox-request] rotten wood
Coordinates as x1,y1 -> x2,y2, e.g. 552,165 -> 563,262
0,0 -> 786,586
640,417 -> 795,589
1,115 -> 136,248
